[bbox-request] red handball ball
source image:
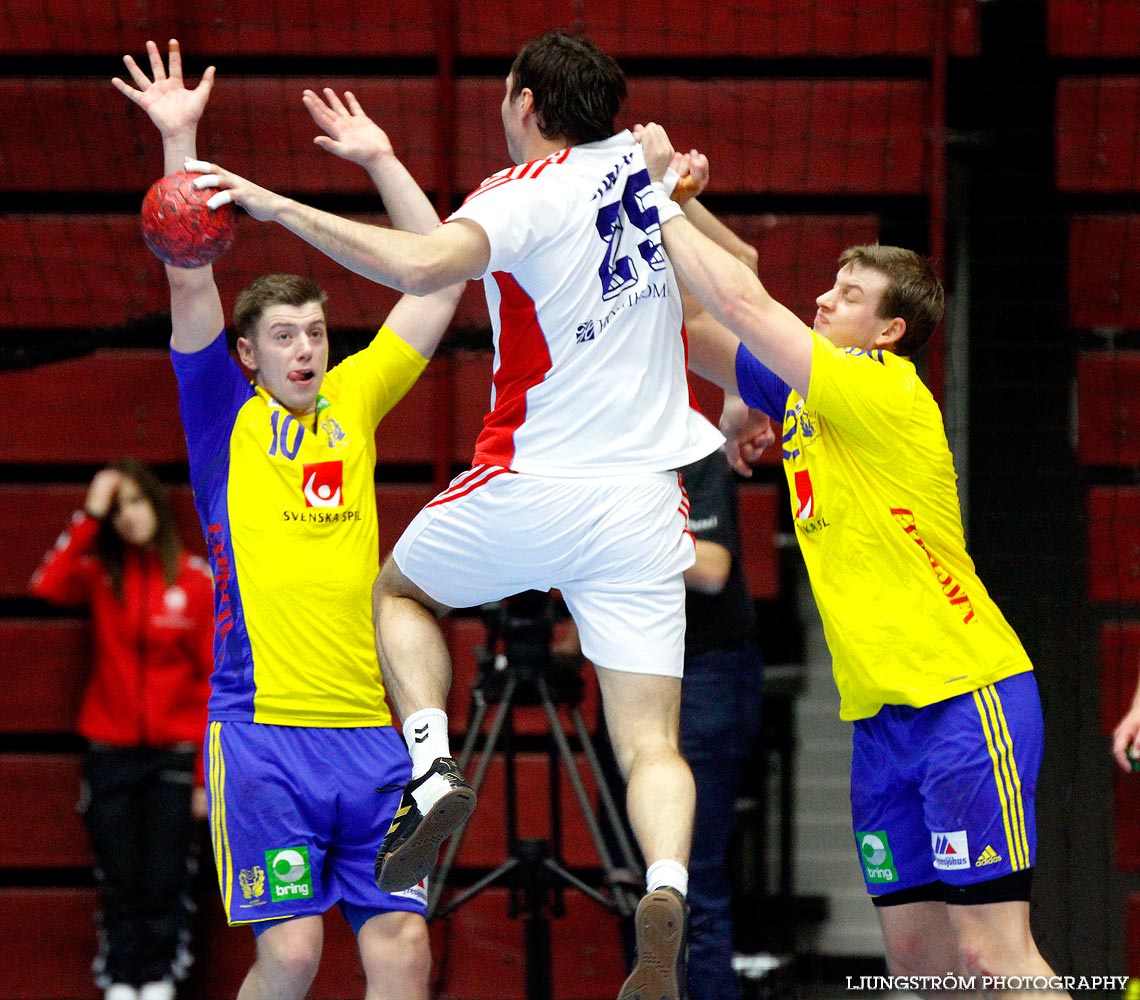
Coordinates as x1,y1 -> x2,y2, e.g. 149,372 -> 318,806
140,170 -> 236,268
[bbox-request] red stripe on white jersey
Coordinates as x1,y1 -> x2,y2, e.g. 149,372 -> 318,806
473,273 -> 553,469
426,465 -> 513,508
461,149 -> 572,204
677,473 -> 691,519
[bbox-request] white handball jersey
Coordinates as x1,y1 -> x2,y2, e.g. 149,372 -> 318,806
447,130 -> 723,477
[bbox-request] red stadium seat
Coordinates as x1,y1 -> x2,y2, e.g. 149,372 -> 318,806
1076,351 -> 1140,466
0,353 -> 185,462
0,620 -> 89,732
455,79 -> 931,196
427,887 -> 625,1000
1069,216 -> 1140,333
723,215 -> 882,321
2,77 -> 929,198
1129,892 -> 1140,976
0,0 -> 438,55
0,755 -> 92,867
1088,487 -> 1140,603
1115,773 -> 1140,872
1056,78 -> 1140,193
0,888 -> 101,998
739,486 -> 782,600
446,752 -> 606,869
1047,0 -> 1140,57
457,0 -> 978,58
0,79 -> 437,195
1100,621 -> 1140,736
1,0 -> 978,58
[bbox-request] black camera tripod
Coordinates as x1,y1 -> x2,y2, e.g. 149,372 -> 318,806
428,593 -> 643,1000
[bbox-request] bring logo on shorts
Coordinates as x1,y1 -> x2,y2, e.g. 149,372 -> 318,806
266,846 -> 314,902
855,830 -> 898,883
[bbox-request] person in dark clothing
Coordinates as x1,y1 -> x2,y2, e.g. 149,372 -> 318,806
678,449 -> 766,1000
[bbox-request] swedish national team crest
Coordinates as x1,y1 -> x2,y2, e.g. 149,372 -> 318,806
238,865 -> 266,905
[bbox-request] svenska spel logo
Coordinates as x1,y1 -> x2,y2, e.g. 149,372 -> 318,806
855,830 -> 898,882
302,461 -> 344,508
265,846 -> 314,902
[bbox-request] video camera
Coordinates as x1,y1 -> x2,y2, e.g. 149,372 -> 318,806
476,590 -> 584,705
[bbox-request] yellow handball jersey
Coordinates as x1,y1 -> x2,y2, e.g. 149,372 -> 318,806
736,332 -> 1033,720
172,326 -> 428,727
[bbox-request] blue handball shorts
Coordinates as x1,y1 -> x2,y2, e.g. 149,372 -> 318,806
850,671 -> 1043,897
205,721 -> 426,934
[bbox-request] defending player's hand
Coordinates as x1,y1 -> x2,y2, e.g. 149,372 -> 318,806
303,88 -> 395,171
720,394 -> 775,477
187,157 -> 287,223
112,39 -> 215,138
633,122 -> 676,183
1112,706 -> 1140,772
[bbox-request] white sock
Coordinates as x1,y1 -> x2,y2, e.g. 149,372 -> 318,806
645,859 -> 688,897
403,708 -> 451,779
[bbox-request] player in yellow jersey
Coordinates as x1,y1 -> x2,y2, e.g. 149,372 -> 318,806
636,124 -> 1067,1000
114,40 -> 463,1000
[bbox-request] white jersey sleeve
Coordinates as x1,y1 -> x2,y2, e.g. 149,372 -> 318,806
451,162 -> 573,276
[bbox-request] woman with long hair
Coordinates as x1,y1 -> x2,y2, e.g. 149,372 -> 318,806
31,459 -> 213,1000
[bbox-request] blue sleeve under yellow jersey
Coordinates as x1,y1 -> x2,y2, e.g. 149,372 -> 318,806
171,326 -> 428,727
736,332 -> 1032,722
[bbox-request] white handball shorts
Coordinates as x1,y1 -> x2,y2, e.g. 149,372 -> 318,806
392,465 -> 694,677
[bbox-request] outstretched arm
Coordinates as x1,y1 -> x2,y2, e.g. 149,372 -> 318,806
190,160 -> 489,297
641,124 -> 813,399
301,88 -> 465,358
113,39 -> 224,354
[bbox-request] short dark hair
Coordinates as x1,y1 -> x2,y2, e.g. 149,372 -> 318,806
509,31 -> 626,147
838,245 -> 945,357
232,274 -> 329,342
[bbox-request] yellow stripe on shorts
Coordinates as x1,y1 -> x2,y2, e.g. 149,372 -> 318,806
973,685 -> 1029,870
208,721 -> 235,914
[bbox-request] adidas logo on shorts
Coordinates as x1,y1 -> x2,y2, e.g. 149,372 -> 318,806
974,844 -> 1003,867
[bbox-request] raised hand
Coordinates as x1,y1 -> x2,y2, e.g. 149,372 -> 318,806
303,88 -> 394,171
84,469 -> 123,519
670,149 -> 708,204
112,39 -> 215,138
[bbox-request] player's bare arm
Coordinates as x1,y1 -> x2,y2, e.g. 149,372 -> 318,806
303,89 -> 464,359
114,38 -> 224,355
661,149 -> 755,394
639,123 -> 813,398
191,161 -> 490,295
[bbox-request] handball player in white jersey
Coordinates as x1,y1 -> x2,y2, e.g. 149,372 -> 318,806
193,31 -> 721,999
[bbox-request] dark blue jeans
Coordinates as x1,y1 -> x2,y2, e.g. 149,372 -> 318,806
680,643 -> 764,1000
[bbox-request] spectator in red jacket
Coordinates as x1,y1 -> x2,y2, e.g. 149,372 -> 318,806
30,459 -> 213,1000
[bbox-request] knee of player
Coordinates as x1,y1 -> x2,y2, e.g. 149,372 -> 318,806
258,919 -> 323,980
882,927 -> 934,976
361,914 -> 430,982
954,926 -> 1037,980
